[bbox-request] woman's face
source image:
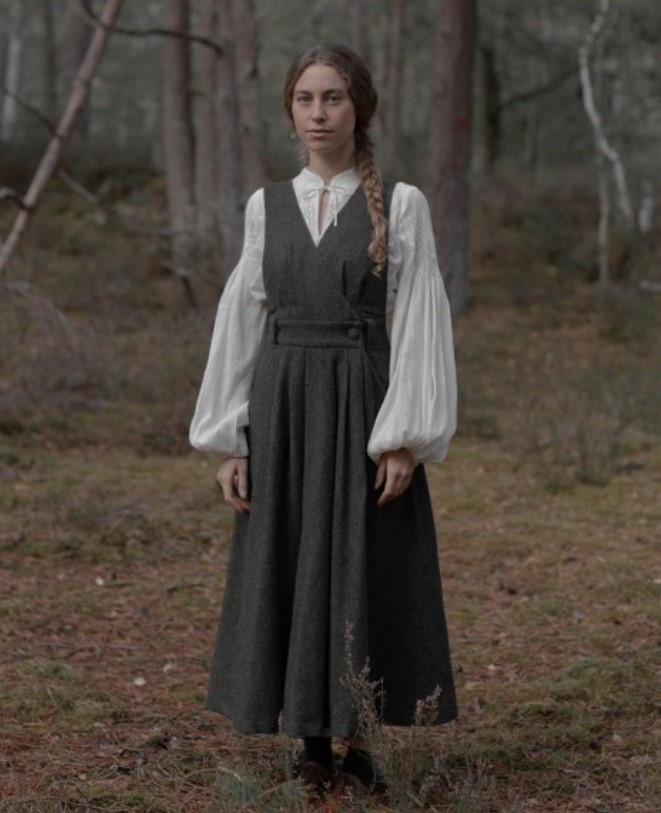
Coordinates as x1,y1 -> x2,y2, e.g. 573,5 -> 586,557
291,63 -> 356,160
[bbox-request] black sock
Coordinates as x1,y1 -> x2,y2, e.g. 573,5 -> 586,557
303,736 -> 333,771
341,746 -> 377,788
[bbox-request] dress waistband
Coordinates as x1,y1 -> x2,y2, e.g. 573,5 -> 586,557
268,316 -> 389,349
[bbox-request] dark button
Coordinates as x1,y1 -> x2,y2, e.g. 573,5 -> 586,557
347,327 -> 360,341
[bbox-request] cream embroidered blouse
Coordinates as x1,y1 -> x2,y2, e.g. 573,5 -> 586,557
189,167 -> 457,465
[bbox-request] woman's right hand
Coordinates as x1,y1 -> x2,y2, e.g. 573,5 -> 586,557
216,457 -> 251,513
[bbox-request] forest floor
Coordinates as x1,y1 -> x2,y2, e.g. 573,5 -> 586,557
1,179 -> 661,812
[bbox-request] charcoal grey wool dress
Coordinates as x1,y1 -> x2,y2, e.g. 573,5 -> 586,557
201,179 -> 457,737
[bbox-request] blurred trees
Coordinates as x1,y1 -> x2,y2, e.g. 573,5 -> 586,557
0,0 -> 659,295
0,0 -> 126,276
0,0 -> 23,141
64,0 -> 94,142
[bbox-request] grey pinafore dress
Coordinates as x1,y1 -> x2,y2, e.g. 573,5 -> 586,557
206,179 -> 457,737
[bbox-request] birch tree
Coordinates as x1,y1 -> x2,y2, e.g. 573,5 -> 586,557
578,0 -> 654,286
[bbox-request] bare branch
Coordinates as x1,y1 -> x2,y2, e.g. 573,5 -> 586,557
0,0 -> 126,278
0,84 -> 56,135
497,66 -> 576,113
76,0 -> 223,56
0,86 -> 107,205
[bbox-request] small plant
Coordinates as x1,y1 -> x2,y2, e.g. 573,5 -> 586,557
208,764 -> 308,813
341,623 -> 452,810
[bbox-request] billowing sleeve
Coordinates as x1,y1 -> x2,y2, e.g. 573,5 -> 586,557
367,183 -> 457,465
189,189 -> 268,457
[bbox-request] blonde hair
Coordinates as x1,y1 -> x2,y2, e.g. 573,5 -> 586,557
284,42 -> 388,275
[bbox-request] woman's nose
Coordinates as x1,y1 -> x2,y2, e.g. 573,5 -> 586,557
310,102 -> 327,121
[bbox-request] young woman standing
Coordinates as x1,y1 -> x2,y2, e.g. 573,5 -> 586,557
190,42 -> 457,795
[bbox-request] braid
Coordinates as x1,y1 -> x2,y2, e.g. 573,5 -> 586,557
355,130 -> 388,276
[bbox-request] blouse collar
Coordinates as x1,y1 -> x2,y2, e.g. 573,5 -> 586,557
298,166 -> 360,192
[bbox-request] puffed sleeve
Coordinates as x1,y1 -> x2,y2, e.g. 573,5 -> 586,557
367,183 -> 457,464
189,189 -> 268,456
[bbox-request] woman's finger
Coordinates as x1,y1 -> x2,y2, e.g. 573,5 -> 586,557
374,456 -> 387,491
236,462 -> 249,500
376,455 -> 414,507
216,458 -> 251,513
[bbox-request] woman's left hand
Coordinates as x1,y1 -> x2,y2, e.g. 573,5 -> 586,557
375,448 -> 416,508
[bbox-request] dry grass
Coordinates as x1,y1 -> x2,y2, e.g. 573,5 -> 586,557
1,182 -> 661,811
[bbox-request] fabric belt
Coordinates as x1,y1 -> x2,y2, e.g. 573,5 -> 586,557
269,317 -> 389,349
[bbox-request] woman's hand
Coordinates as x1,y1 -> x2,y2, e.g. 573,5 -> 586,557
216,457 -> 251,513
375,448 -> 416,508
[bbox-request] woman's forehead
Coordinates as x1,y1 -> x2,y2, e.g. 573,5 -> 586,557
293,63 -> 347,92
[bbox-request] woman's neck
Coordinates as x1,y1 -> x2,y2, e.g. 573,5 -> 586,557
306,149 -> 356,184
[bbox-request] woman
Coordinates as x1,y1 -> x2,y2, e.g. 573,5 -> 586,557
190,42 -> 457,794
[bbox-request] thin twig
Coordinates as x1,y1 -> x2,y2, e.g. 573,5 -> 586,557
76,0 -> 224,56
0,84 -> 56,135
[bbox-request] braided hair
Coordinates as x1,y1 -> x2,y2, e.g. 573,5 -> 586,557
284,42 -> 388,275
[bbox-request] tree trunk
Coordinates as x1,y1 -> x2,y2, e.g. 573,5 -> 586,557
0,0 -> 126,277
1,0 -> 24,142
347,0 -> 368,61
42,0 -> 58,124
426,0 -> 477,316
65,0 -> 94,142
524,100 -> 539,173
196,0 -> 223,278
229,0 -> 268,197
162,0 -> 196,281
384,0 -> 405,174
217,0 -> 244,275
480,45 -> 500,173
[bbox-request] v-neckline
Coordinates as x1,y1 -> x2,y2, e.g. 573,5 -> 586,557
289,180 -> 363,253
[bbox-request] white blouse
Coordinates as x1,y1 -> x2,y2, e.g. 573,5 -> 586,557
189,167 -> 457,465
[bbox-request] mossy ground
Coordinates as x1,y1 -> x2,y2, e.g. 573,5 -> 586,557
1,181 -> 660,811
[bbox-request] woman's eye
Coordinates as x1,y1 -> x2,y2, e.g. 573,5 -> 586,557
329,95 -> 342,103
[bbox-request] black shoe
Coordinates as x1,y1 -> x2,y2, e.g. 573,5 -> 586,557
341,746 -> 387,795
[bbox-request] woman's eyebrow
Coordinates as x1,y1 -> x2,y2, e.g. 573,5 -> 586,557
294,88 -> 346,95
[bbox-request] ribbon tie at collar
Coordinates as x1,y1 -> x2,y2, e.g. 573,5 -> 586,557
302,183 -> 351,233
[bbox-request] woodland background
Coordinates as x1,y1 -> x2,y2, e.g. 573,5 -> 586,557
1,1 -> 660,812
